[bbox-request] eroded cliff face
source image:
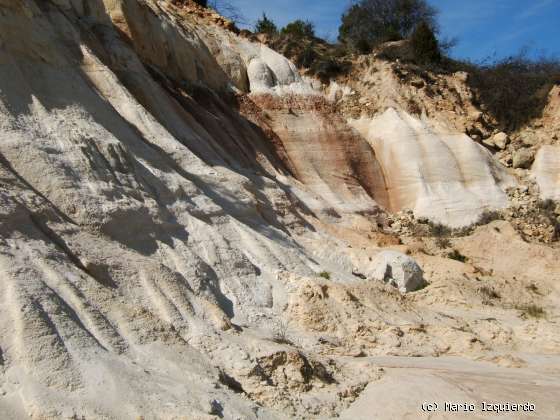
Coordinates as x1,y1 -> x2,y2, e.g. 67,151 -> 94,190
349,109 -> 514,226
1,1 -> 559,419
92,0 -> 515,226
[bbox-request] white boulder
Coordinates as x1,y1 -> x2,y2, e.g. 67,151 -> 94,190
368,251 -> 425,293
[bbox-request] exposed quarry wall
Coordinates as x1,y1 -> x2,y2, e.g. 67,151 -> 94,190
1,1 -> 559,419
350,108 -> 514,227
93,0 -> 515,226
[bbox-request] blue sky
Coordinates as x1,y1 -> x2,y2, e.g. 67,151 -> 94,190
228,0 -> 560,61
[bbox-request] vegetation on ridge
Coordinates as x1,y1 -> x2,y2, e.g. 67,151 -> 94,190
253,0 -> 447,82
463,52 -> 560,130
251,0 -> 559,131
338,0 -> 438,54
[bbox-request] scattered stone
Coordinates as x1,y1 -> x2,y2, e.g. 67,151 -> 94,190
492,132 -> 509,149
469,111 -> 483,122
499,152 -> 513,167
505,182 -> 559,243
520,132 -> 538,147
512,149 -> 535,169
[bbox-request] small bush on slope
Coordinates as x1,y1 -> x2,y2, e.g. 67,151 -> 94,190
447,249 -> 467,263
516,304 -> 546,319
318,271 -> 331,280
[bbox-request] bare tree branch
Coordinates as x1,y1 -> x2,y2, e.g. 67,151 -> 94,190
208,0 -> 246,24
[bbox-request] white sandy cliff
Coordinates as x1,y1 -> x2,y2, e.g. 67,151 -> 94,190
0,1 -> 559,419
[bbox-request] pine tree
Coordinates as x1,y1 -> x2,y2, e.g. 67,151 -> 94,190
410,21 -> 441,64
255,13 -> 278,35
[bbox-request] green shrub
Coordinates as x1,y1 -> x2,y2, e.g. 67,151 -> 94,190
447,249 -> 467,263
282,20 -> 315,39
255,13 -> 277,35
193,0 -> 207,6
318,271 -> 331,280
428,221 -> 451,237
476,210 -> 503,226
479,286 -> 500,300
410,21 -> 441,64
296,44 -> 318,68
516,304 -> 546,319
310,57 -> 350,82
355,38 -> 373,54
435,237 -> 451,249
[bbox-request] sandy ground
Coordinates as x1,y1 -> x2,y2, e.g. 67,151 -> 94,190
341,355 -> 560,420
